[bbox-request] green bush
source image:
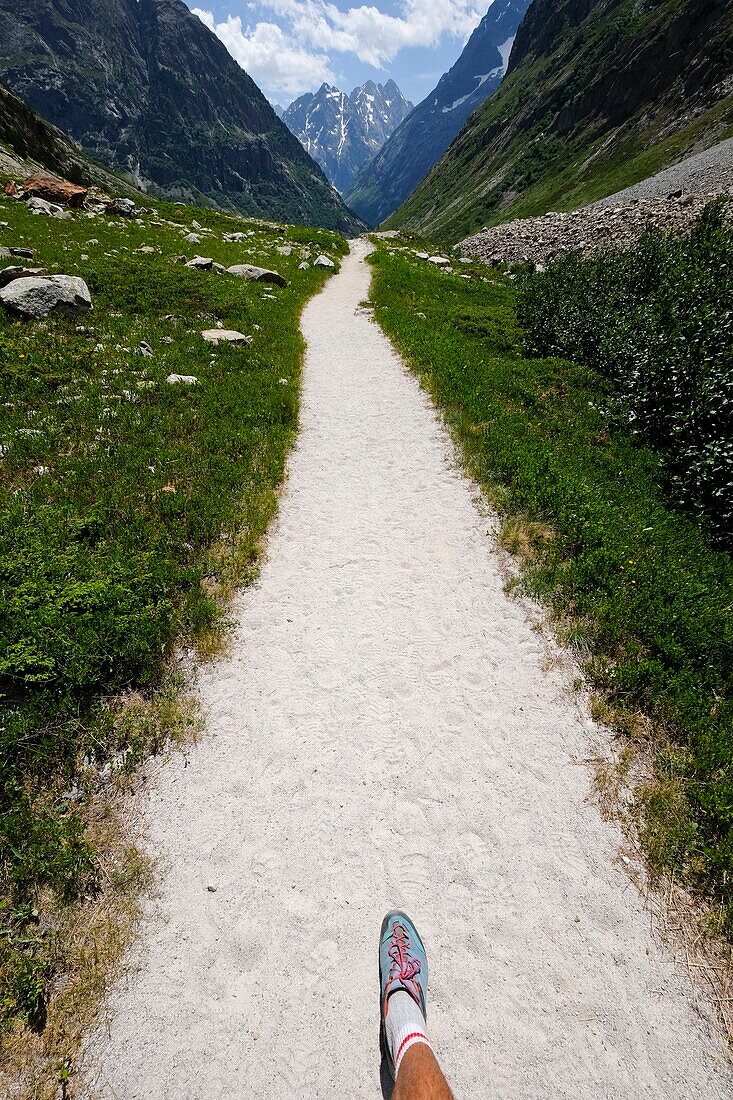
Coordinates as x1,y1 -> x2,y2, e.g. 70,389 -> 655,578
518,203 -> 733,542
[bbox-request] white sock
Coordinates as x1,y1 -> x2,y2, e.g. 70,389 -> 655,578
385,991 -> 432,1077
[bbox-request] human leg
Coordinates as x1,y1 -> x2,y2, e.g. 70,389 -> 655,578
392,1040 -> 454,1100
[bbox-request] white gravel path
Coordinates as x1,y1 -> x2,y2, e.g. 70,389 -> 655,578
87,239 -> 732,1099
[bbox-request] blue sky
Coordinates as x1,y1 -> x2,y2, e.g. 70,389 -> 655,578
187,0 -> 492,107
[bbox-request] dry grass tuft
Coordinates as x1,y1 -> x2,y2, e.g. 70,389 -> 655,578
497,516 -> 556,564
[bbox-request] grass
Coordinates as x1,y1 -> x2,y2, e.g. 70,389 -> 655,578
0,186 -> 346,1092
368,241 -> 733,936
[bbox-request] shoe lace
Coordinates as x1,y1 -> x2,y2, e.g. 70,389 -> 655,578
387,921 -> 422,985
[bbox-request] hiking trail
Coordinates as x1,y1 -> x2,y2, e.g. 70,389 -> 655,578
87,239 -> 731,1099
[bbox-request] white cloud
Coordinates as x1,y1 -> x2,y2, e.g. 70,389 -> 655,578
193,0 -> 490,98
264,0 -> 489,67
192,10 -> 337,96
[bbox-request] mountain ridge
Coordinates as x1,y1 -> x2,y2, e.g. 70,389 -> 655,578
386,0 -> 733,241
0,0 -> 361,231
0,80 -> 139,196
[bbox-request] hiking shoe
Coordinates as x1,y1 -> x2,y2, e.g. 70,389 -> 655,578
379,910 -> 428,1074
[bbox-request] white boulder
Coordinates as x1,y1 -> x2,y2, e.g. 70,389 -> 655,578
166,373 -> 198,385
0,275 -> 92,319
201,329 -> 252,345
227,264 -> 287,287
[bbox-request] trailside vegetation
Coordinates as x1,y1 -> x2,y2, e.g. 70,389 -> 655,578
368,242 -> 733,933
0,190 -> 345,1085
518,203 -> 732,543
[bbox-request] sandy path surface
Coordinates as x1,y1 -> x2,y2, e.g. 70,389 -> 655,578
88,239 -> 731,1099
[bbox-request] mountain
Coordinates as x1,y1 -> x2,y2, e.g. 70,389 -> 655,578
344,0 -> 531,227
282,80 -> 413,193
0,80 -> 138,195
386,0 -> 733,242
0,0 -> 361,232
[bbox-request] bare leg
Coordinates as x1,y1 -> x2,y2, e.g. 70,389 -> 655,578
392,1042 -> 454,1100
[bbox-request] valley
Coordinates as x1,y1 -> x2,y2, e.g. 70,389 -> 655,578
1,0 -> 732,1096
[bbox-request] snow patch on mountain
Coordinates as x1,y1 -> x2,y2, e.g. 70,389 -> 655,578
282,80 -> 413,193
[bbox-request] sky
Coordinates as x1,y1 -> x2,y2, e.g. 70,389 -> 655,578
187,0 -> 493,108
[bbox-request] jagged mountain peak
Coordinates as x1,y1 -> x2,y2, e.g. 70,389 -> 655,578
282,78 -> 413,194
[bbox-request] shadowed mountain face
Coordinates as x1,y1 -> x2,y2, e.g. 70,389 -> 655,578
282,80 -> 413,194
0,0 -> 362,231
0,79 -> 138,194
344,0 -> 531,227
386,0 -> 733,242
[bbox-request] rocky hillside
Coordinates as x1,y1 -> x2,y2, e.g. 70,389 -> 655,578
386,0 -> 733,242
458,192 -> 730,266
282,80 -> 412,193
0,0 -> 361,232
0,81 -> 137,195
345,0 -> 531,227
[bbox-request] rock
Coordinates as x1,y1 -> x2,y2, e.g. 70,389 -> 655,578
427,255 -> 450,266
136,245 -> 158,254
166,373 -> 198,385
4,180 -> 17,196
186,256 -> 214,270
0,266 -> 47,288
137,341 -> 154,356
191,220 -> 202,230
27,196 -> 60,217
22,174 -> 88,208
0,247 -> 11,259
298,261 -> 310,270
10,248 -> 34,259
227,264 -> 287,286
212,262 -> 228,274
415,252 -> 429,259
314,255 -> 335,268
201,328 -> 252,345
185,232 -> 201,244
458,193 -> 727,267
107,197 -> 137,217
0,275 -> 92,319
25,194 -> 73,219
276,245 -> 292,256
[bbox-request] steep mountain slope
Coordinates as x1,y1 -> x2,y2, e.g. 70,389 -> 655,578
345,0 -> 531,227
0,81 -> 137,195
0,0 -> 360,231
387,0 -> 733,241
282,80 -> 412,193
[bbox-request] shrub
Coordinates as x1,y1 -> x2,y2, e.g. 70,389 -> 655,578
518,202 -> 733,542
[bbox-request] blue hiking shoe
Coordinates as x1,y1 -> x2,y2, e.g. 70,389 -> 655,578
379,910 -> 428,1074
